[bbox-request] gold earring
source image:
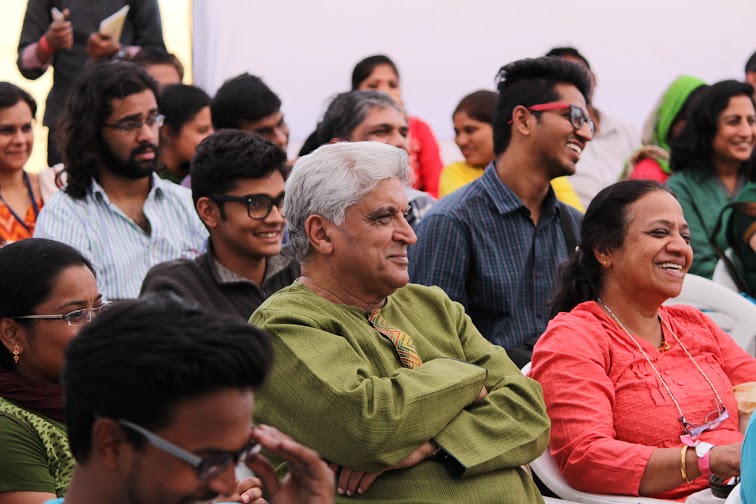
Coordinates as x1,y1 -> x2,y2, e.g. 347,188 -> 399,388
604,261 -> 608,266
12,345 -> 19,364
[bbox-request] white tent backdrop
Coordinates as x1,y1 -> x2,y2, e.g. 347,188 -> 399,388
192,0 -> 756,161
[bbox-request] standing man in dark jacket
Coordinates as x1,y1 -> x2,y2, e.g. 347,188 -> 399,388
17,0 -> 166,165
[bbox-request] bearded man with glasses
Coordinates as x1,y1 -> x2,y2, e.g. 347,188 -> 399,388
55,292 -> 333,504
410,56 -> 593,368
34,61 -> 208,300
140,130 -> 300,319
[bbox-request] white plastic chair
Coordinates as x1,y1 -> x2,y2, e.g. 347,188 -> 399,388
712,250 -> 744,293
664,273 -> 756,355
521,363 -> 674,503
724,483 -> 742,504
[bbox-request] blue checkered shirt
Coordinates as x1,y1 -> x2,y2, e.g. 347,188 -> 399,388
408,163 -> 582,349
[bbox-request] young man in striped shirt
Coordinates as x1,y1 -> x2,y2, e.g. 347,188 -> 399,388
34,61 -> 207,300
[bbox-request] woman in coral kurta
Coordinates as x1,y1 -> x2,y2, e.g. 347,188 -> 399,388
531,180 -> 756,501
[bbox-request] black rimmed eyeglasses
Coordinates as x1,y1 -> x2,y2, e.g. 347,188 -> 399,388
508,102 -> 595,135
118,418 -> 261,481
209,193 -> 285,220
14,302 -> 112,327
103,114 -> 165,133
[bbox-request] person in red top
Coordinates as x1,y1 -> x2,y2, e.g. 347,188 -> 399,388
351,54 -> 443,198
531,180 -> 756,501
0,83 -> 42,248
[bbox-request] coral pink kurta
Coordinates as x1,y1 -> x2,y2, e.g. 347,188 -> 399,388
531,302 -> 756,501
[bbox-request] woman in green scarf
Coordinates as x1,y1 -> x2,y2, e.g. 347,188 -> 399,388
625,76 -> 708,182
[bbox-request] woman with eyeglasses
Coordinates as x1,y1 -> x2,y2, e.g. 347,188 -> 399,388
0,238 -> 105,502
668,80 -> 756,279
0,82 -> 42,248
438,89 -> 584,211
530,180 -> 756,501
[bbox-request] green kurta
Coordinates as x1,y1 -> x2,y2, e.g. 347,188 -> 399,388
0,397 -> 73,496
251,282 -> 549,504
668,170 -> 736,278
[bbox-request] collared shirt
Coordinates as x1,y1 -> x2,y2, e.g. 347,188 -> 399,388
408,163 -> 582,349
570,110 -> 639,208
34,174 -> 208,300
140,242 -> 300,320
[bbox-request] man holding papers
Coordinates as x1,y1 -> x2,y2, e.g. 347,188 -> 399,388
17,1 -> 166,165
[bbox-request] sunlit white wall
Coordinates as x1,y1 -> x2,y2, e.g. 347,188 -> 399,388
193,0 -> 756,162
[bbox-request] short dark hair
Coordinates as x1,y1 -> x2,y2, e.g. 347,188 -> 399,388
549,180 -> 676,317
745,50 -> 756,74
545,47 -> 591,69
453,90 -> 498,125
211,73 -> 281,129
159,84 -> 210,134
492,57 -> 593,155
0,82 -> 37,118
670,79 -> 756,176
0,239 -> 95,370
132,48 -> 185,81
63,292 -> 272,462
351,55 -> 399,90
316,90 -> 402,148
190,129 -> 288,211
57,61 -> 159,199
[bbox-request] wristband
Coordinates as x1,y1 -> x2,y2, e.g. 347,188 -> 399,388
681,437 -> 715,478
695,442 -> 715,478
39,35 -> 53,54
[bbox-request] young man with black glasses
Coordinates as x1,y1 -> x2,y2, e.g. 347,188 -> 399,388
409,57 -> 592,368
33,61 -> 208,301
141,130 -> 299,319
57,292 -> 334,504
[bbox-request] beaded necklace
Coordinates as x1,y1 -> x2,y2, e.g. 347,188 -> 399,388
597,298 -> 727,437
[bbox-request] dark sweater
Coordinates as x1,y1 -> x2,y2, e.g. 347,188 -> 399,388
140,246 -> 300,320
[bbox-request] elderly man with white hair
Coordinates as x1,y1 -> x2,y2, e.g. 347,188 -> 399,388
251,141 -> 550,504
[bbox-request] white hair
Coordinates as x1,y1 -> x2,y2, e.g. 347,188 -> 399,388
285,141 -> 413,262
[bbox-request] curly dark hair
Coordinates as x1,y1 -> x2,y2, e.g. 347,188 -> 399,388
56,61 -> 159,199
190,129 -> 288,212
492,57 -> 592,155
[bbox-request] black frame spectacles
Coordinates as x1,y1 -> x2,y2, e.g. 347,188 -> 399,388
509,102 -> 595,135
14,302 -> 112,326
208,193 -> 285,220
103,114 -> 165,133
118,419 -> 261,481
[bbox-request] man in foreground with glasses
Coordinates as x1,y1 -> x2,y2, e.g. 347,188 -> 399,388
410,56 -> 592,368
140,130 -> 299,319
34,61 -> 208,300
58,292 -> 334,504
